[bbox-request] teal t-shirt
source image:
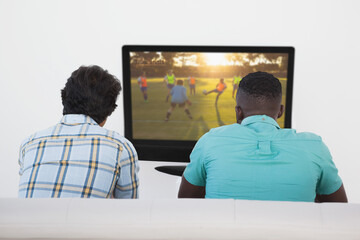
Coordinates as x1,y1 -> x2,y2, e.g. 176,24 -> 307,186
184,115 -> 342,202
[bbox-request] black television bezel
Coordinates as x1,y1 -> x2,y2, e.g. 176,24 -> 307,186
122,45 -> 295,162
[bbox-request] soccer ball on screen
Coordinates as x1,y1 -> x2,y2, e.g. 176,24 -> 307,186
202,89 -> 207,94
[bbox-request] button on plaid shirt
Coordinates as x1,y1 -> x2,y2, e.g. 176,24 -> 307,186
18,114 -> 139,198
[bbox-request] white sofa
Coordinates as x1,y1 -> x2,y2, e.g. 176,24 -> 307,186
0,198 -> 359,239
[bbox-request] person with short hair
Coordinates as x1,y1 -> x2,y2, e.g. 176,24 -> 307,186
138,71 -> 148,102
203,78 -> 227,104
179,71 -> 347,203
165,79 -> 192,121
188,76 -> 196,95
232,72 -> 242,98
164,70 -> 176,102
18,65 -> 139,198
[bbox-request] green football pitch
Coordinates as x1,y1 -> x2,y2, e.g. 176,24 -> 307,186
131,78 -> 287,141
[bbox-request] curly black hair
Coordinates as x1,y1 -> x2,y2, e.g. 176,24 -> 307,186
61,65 -> 121,124
237,71 -> 282,102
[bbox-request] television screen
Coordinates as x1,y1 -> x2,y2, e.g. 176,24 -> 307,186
123,45 -> 294,162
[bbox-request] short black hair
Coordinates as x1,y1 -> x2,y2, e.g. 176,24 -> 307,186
61,65 -> 121,124
177,79 -> 184,85
238,71 -> 282,102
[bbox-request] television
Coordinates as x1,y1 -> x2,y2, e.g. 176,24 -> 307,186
122,45 -> 294,165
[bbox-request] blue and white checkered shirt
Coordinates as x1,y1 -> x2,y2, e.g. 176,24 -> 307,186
18,114 -> 139,198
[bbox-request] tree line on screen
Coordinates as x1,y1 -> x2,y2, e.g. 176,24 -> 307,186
130,52 -> 288,78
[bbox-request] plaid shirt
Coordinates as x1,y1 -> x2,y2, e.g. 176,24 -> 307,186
18,114 -> 139,198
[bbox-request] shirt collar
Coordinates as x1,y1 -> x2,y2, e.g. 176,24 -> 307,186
60,114 -> 98,126
241,115 -> 280,129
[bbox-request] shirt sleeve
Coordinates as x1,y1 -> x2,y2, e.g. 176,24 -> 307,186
316,141 -> 343,195
18,136 -> 32,176
114,140 -> 140,199
18,144 -> 24,176
183,135 -> 207,186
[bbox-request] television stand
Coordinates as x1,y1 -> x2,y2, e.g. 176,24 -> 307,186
155,165 -> 186,176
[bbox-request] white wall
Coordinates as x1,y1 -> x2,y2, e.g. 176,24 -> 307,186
0,0 -> 359,202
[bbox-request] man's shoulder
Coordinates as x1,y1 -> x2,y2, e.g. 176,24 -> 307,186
205,124 -> 324,142
204,124 -> 240,138
20,123 -> 134,149
104,129 -> 134,147
20,124 -> 57,148
209,124 -> 237,132
85,125 -> 134,148
280,128 -> 323,142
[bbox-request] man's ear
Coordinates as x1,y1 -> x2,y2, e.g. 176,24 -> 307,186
277,104 -> 285,119
99,118 -> 107,127
235,106 -> 244,123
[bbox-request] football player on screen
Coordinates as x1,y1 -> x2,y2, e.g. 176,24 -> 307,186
165,79 -> 193,121
137,71 -> 148,102
164,69 -> 176,102
203,78 -> 227,104
232,72 -> 242,98
188,76 -> 196,95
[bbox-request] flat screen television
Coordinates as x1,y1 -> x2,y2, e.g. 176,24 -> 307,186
122,45 -> 294,164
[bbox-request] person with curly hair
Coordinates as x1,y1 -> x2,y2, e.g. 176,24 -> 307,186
18,65 -> 139,199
